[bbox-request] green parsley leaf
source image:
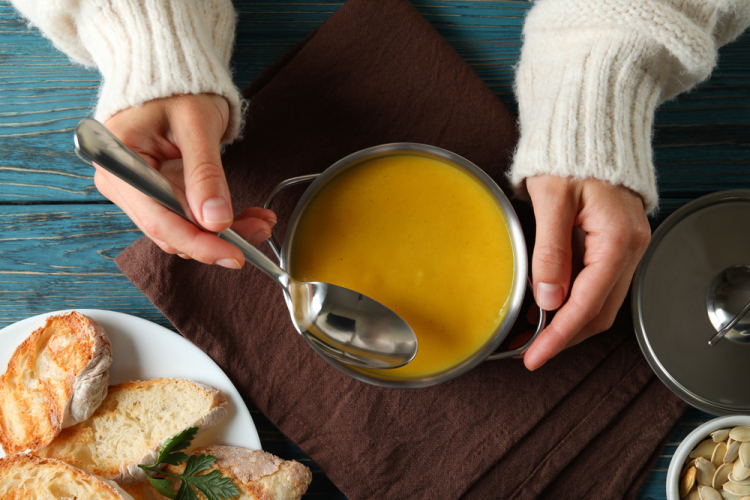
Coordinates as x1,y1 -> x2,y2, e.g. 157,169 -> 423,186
186,467 -> 241,500
181,454 -> 215,477
158,427 -> 197,465
146,476 -> 177,499
138,427 -> 240,500
175,481 -> 200,500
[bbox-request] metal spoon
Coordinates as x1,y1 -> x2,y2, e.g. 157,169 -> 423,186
74,118 -> 418,369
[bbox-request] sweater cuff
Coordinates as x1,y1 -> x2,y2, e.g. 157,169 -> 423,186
77,0 -> 244,143
510,29 -> 672,213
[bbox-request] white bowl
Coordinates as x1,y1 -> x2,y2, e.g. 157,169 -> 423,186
667,415 -> 750,499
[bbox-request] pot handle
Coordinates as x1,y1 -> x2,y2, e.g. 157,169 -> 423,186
263,174 -> 320,261
485,279 -> 547,360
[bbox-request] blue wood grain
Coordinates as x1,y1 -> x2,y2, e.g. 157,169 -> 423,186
1,1 -> 749,499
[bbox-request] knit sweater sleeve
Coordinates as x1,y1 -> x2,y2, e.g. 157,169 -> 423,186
10,0 -> 245,143
510,0 -> 750,212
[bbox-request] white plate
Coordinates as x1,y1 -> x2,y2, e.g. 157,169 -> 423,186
0,309 -> 261,458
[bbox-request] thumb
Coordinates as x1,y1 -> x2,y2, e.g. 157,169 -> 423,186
526,176 -> 576,311
171,98 -> 233,233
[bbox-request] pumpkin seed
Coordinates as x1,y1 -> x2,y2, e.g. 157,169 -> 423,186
722,490 -> 747,500
727,441 -> 742,463
730,474 -> 750,486
734,460 -> 750,482
701,485 -> 724,500
684,427 -> 750,500
682,467 -> 697,497
685,486 -> 700,500
740,443 -> 750,469
714,443 -> 729,467
725,481 -> 750,496
682,458 -> 697,475
698,459 -> 718,486
686,487 -> 701,500
715,464 -> 733,489
692,440 -> 719,460
713,430 -> 732,443
730,428 -> 750,443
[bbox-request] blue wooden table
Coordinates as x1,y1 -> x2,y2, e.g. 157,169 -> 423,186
1,1 -> 748,498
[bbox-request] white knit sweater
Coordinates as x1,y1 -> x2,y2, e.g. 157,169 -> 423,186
512,0 -> 750,212
10,0 -> 244,143
11,0 -> 750,204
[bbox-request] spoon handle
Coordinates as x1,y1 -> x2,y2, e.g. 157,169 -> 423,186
708,297 -> 750,346
216,229 -> 289,285
74,118 -> 290,287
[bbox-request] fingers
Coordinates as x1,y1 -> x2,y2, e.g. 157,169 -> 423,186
562,269 -> 633,349
168,96 -> 234,233
94,167 -> 246,268
562,220 -> 649,350
526,176 -> 576,311
522,176 -> 651,371
232,207 -> 276,245
235,206 -> 277,226
523,236 -> 626,370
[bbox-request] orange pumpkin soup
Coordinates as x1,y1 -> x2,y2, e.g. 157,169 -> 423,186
291,154 -> 514,378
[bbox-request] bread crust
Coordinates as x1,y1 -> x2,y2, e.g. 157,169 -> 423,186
0,311 -> 112,454
0,453 -> 134,500
192,445 -> 312,500
124,445 -> 312,500
35,378 -> 228,485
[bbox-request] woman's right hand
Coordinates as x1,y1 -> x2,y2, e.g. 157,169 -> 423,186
98,94 -> 276,269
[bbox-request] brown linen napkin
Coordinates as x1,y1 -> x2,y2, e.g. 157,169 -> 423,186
116,0 -> 687,498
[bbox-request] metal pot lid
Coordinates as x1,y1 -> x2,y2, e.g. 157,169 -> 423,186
632,190 -> 750,415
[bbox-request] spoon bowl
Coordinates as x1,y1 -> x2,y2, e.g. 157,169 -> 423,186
73,118 -> 418,369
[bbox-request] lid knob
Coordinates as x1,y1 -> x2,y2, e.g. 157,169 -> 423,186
707,264 -> 750,345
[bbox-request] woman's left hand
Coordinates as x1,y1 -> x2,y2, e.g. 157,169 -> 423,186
522,175 -> 651,370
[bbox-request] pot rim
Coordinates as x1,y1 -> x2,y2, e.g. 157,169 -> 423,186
275,143 -> 529,388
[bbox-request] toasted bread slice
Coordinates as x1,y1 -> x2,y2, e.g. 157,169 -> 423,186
34,378 -> 228,485
123,445 -> 312,500
0,311 -> 112,454
0,453 -> 134,499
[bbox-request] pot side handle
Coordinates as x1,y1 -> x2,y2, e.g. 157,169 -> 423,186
263,174 -> 320,261
485,279 -> 547,360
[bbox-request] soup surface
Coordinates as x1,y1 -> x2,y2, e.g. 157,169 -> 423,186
291,154 -> 514,378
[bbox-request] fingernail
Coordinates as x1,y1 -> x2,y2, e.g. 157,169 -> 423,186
264,217 -> 277,227
524,351 -> 546,371
249,231 -> 272,245
215,258 -> 241,269
202,197 -> 232,224
536,282 -> 563,311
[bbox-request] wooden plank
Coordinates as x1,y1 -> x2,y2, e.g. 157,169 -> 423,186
2,1 -> 749,203
0,204 -> 159,326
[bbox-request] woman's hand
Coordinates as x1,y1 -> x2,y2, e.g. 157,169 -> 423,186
98,94 -> 276,269
522,175 -> 651,370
